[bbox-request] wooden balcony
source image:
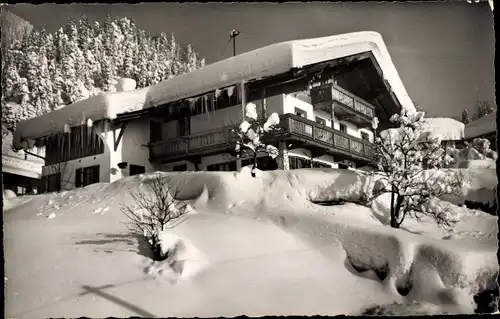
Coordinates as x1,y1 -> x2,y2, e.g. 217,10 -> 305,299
310,83 -> 375,127
148,114 -> 374,164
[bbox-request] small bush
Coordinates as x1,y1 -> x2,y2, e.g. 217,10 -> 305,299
120,173 -> 189,261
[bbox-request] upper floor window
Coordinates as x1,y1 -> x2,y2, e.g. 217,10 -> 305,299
295,107 -> 307,118
315,117 -> 327,126
361,131 -> 370,141
339,123 -> 347,133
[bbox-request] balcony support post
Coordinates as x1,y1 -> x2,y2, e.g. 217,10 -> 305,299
277,140 -> 289,170
240,80 -> 246,121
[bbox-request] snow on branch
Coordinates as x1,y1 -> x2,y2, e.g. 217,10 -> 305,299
233,103 -> 281,177
370,108 -> 465,229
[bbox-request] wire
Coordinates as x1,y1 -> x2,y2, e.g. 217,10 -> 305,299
218,37 -> 232,61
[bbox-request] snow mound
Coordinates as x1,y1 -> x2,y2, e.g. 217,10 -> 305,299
146,232 -> 209,282
3,189 -> 17,199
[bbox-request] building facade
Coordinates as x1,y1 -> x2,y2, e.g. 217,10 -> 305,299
12,32 -> 416,192
2,133 -> 44,195
464,110 -> 496,151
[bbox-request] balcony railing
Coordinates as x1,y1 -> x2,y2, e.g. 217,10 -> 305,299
283,114 -> 374,159
148,114 -> 374,162
311,83 -> 375,120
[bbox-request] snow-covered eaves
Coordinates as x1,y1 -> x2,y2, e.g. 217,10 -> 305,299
465,110 -> 496,140
421,117 -> 465,141
13,31 -> 415,149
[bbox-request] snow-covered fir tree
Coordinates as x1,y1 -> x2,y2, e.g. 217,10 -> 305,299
1,15 -> 205,134
370,108 -> 464,229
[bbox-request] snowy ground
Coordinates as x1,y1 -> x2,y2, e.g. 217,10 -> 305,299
4,168 -> 498,317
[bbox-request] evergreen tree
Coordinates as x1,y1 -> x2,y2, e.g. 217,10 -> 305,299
461,109 -> 470,125
2,15 -> 206,135
473,100 -> 496,121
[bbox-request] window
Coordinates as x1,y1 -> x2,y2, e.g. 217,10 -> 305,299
130,165 -> 146,176
339,123 -> 347,133
361,132 -> 370,141
207,161 -> 237,172
43,173 -> 61,193
150,121 -> 162,143
75,165 -> 100,188
173,164 -> 187,172
312,161 -> 331,168
289,156 -> 311,169
315,117 -> 327,126
295,107 -> 307,118
241,157 -> 278,171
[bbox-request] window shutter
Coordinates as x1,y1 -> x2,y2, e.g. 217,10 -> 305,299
75,168 -> 82,188
92,166 -> 100,183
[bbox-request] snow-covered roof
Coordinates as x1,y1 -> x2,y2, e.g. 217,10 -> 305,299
465,110 -> 496,139
13,31 -> 415,149
421,117 -> 465,141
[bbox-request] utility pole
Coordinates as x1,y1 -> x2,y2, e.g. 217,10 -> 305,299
230,30 -> 240,56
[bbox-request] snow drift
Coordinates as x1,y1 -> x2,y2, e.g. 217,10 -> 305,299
4,168 -> 497,317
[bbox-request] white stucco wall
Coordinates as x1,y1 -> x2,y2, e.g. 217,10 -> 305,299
42,118 -> 154,189
109,118 -> 154,182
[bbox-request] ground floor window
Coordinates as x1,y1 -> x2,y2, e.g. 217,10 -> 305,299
289,157 -> 331,169
75,165 -> 100,188
42,173 -> 61,193
130,164 -> 146,176
289,156 -> 311,169
312,161 -> 331,168
207,161 -> 237,171
241,157 -> 278,171
173,164 -> 187,172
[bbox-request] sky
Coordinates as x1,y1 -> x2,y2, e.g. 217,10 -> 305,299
5,2 -> 495,118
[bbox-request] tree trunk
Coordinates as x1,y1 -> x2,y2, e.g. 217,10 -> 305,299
251,152 -> 258,177
393,193 -> 404,229
390,189 -> 397,228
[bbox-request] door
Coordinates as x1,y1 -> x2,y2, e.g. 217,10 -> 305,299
150,121 -> 162,143
177,117 -> 191,137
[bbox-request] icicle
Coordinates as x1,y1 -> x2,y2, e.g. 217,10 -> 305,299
188,98 -> 196,112
215,89 -> 221,99
204,95 -> 210,121
87,118 -> 93,128
64,124 -> 71,134
227,86 -> 235,97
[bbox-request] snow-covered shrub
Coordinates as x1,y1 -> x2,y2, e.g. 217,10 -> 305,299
471,138 -> 497,160
233,103 -> 281,177
370,109 -> 464,229
120,173 -> 190,261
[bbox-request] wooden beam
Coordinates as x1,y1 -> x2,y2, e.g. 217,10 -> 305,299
114,122 -> 127,152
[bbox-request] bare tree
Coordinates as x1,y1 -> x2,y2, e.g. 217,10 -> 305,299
120,173 -> 189,261
370,109 -> 464,229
